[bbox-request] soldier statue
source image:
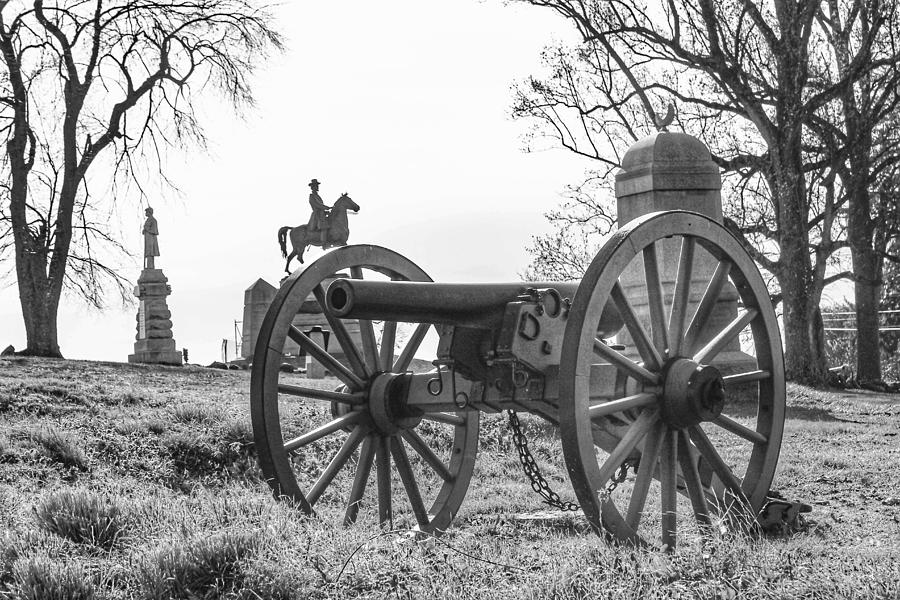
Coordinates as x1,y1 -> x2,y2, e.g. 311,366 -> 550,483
142,206 -> 160,269
278,178 -> 360,273
307,178 -> 331,245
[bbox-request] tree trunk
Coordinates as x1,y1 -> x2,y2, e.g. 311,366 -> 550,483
17,254 -> 62,357
845,130 -> 880,383
778,263 -> 825,383
773,142 -> 826,384
851,244 -> 882,382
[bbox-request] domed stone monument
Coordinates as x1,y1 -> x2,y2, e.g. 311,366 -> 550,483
615,131 -> 755,376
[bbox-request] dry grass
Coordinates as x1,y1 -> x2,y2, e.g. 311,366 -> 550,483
134,530 -> 260,600
9,556 -> 96,600
0,356 -> 898,599
34,489 -> 132,550
29,426 -> 89,470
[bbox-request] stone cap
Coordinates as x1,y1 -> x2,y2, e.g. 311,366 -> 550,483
246,278 -> 276,293
245,278 -> 277,303
138,268 -> 168,284
615,132 -> 721,196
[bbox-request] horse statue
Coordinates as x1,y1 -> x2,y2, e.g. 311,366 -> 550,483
278,193 -> 360,274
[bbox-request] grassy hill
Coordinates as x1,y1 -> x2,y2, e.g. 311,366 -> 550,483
0,357 -> 898,599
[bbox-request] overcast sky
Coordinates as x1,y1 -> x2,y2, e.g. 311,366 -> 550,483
0,1 -> 604,364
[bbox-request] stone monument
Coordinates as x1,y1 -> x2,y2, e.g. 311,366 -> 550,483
128,207 -> 182,366
615,131 -> 755,375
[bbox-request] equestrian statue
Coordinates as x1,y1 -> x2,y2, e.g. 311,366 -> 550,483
278,178 -> 360,274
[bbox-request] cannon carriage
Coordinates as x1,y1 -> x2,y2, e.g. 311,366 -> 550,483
250,209 -> 785,549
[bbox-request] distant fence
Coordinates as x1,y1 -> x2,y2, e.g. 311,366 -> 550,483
822,309 -> 900,333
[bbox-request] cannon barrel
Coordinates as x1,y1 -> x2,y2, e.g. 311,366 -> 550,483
325,279 -> 624,336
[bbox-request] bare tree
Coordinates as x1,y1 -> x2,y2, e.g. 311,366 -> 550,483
0,0 -> 282,357
814,0 -> 900,382
513,0 -> 893,383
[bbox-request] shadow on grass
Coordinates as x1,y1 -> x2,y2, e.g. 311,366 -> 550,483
723,401 -> 839,422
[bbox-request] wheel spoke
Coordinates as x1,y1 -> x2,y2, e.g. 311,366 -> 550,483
423,412 -> 466,427
350,267 -> 381,370
687,425 -> 749,506
677,429 -> 711,528
283,412 -> 364,453
376,435 -> 392,526
393,323 -> 430,372
667,236 -> 696,357
380,321 -> 397,372
626,419 -> 665,530
313,284 -> 370,378
595,408 -> 658,486
593,339 -> 660,386
400,429 -> 453,482
682,260 -> 732,356
287,326 -> 365,389
723,370 -> 770,385
692,309 -> 758,365
277,384 -> 365,405
611,282 -> 663,371
344,435 -> 376,525
307,425 -> 369,505
660,427 -> 678,549
713,414 -> 768,445
642,242 -> 669,357
589,392 -> 657,420
390,436 -> 430,529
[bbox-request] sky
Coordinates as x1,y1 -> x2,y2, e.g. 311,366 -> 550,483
0,1 -> 602,364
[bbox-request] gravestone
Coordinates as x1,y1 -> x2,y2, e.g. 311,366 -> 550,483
615,132 -> 755,375
129,208 -> 182,366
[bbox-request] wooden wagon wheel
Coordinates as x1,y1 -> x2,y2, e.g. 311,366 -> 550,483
560,211 -> 785,548
250,245 -> 479,533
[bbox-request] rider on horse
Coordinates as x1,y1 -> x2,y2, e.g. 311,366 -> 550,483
307,179 -> 331,246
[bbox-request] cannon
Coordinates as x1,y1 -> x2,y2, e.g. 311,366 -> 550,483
250,210 -> 785,549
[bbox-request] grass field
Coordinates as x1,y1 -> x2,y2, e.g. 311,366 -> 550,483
0,356 -> 898,599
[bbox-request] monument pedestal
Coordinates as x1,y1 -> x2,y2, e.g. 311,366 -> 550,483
128,268 -> 182,366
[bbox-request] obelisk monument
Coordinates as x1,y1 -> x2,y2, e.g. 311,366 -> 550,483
128,207 -> 183,365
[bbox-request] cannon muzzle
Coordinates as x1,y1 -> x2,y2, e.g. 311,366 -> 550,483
325,279 -> 624,336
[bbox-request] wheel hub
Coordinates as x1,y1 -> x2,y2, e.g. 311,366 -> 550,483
660,358 -> 725,428
367,372 -> 421,434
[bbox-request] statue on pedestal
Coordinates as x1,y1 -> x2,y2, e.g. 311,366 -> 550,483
277,178 -> 360,274
129,206 -> 182,366
143,207 -> 160,269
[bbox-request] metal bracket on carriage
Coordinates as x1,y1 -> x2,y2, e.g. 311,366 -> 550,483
756,490 -> 813,536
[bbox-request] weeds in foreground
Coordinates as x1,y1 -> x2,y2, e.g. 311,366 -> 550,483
0,436 -> 15,463
220,419 -> 255,458
30,427 -> 88,470
34,489 -> 132,550
172,404 -> 222,425
162,420 -> 256,482
134,530 -> 260,600
11,556 -> 95,600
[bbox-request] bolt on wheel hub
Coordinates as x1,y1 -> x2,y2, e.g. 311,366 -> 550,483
660,358 -> 725,429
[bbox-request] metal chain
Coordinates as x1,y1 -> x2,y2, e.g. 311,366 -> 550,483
507,410 -> 638,510
507,410 -> 580,511
604,460 -> 636,498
